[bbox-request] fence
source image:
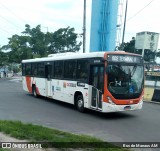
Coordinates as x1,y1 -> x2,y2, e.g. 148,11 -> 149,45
144,71 -> 160,103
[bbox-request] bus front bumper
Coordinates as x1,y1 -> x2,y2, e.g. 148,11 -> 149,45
102,100 -> 143,113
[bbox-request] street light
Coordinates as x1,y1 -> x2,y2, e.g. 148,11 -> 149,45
83,0 -> 86,53
122,0 -> 128,49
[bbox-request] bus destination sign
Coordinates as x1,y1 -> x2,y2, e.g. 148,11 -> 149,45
107,55 -> 142,63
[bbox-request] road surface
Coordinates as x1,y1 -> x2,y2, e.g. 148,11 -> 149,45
0,78 -> 160,144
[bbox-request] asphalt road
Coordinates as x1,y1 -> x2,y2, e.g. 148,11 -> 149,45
0,78 -> 160,143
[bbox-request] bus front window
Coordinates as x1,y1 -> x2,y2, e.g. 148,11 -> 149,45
107,64 -> 144,99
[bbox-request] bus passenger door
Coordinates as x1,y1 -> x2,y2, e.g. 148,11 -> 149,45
45,65 -> 52,97
90,65 -> 104,110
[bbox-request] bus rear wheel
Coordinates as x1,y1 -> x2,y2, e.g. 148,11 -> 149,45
76,95 -> 85,113
32,86 -> 38,97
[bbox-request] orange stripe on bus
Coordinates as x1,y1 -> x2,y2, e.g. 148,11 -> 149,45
103,52 -> 108,102
26,77 -> 32,93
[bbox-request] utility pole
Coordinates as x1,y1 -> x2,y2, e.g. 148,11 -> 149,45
122,0 -> 128,49
43,26 -> 48,33
83,0 -> 86,53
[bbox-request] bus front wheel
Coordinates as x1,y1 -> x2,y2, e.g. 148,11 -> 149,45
76,95 -> 85,113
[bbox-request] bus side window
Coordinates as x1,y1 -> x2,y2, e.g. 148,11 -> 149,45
37,63 -> 45,77
64,60 -> 76,79
77,60 -> 88,81
52,62 -> 54,78
54,61 -> 63,79
22,64 -> 25,76
99,67 -> 104,92
90,66 -> 104,92
45,65 -> 52,80
31,63 -> 37,76
25,63 -> 31,76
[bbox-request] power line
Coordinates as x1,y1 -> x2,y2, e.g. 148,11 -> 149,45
0,2 -> 27,24
0,26 -> 12,34
0,2 -> 25,32
0,14 -> 23,31
127,0 -> 155,21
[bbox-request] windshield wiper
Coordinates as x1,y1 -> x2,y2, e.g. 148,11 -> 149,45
131,64 -> 137,77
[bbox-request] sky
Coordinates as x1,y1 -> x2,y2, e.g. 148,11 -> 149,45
0,0 -> 160,54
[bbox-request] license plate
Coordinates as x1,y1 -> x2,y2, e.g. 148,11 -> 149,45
124,106 -> 131,110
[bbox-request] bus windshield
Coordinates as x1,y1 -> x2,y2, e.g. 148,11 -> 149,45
107,64 -> 144,99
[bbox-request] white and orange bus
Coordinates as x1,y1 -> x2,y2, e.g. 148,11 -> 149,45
22,51 -> 144,112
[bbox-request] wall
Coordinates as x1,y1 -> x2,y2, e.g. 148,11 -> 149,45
90,0 -> 119,52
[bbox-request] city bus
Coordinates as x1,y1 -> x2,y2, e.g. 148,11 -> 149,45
22,51 -> 144,113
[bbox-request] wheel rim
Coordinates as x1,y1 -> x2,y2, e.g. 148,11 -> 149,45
34,90 -> 36,96
33,87 -> 37,96
78,99 -> 83,108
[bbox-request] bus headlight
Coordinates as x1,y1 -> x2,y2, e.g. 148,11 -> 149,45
107,97 -> 115,105
140,95 -> 144,103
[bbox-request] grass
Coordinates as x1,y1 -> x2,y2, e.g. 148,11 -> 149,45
0,120 -> 129,151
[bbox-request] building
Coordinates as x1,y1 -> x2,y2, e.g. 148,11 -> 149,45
135,31 -> 159,57
89,0 -> 119,52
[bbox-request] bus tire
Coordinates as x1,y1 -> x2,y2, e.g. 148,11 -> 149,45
32,86 -> 38,97
76,95 -> 85,113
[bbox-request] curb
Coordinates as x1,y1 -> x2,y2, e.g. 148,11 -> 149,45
144,87 -> 160,103
143,100 -> 160,105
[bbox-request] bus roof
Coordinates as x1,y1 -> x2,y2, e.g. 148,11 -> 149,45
22,52 -> 105,63
22,51 -> 141,63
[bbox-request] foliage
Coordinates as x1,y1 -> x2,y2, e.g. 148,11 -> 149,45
0,49 -> 9,67
0,120 -> 128,150
156,51 -> 160,57
143,50 -> 156,62
118,37 -> 136,53
0,24 -> 82,64
118,37 -> 160,62
48,26 -> 82,54
22,24 -> 48,57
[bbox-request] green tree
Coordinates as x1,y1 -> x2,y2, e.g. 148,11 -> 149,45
0,49 -> 9,71
118,37 -> 158,62
3,34 -> 32,63
2,24 -> 82,63
22,24 -> 48,57
156,51 -> 160,57
48,26 -> 82,54
143,50 -> 156,62
118,37 -> 135,53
